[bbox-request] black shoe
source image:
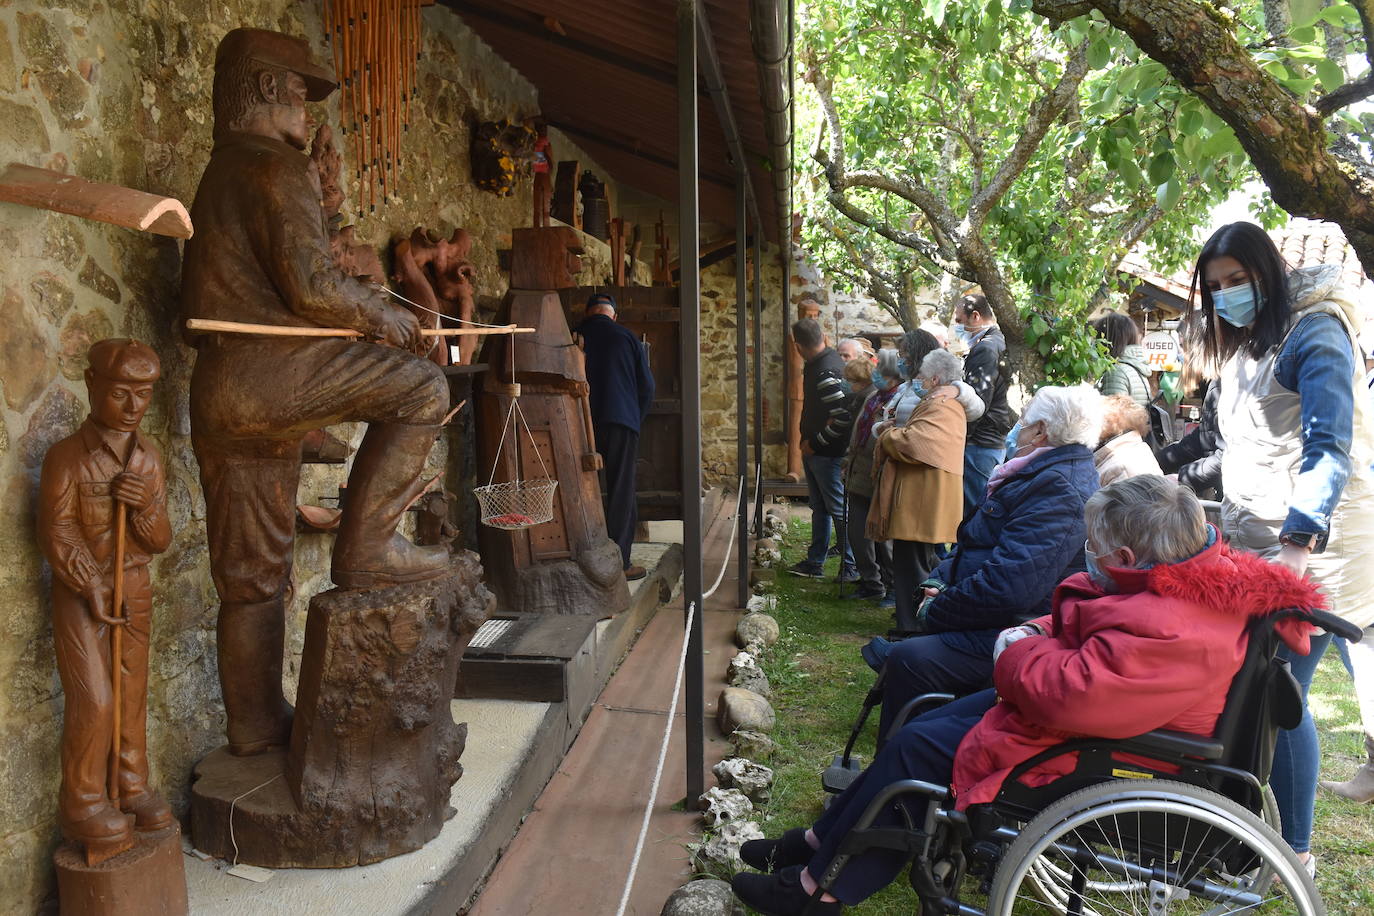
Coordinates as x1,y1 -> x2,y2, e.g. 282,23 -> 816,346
788,562 -> 825,579
843,585 -> 885,601
835,567 -> 860,585
826,545 -> 841,559
732,865 -> 842,916
740,827 -> 814,873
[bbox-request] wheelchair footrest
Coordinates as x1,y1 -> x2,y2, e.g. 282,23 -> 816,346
821,755 -> 863,794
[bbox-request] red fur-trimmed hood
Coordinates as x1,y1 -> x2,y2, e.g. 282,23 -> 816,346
1145,529 -> 1323,654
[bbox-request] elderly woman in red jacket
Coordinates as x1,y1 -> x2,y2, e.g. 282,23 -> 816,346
731,475 -> 1321,915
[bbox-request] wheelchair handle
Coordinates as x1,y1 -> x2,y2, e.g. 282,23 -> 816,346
1298,607 -> 1364,642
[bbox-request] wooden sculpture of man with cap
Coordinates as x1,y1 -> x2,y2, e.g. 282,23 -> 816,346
181,28 -> 451,757
39,339 -> 173,861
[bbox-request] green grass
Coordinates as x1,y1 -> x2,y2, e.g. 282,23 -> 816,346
747,511 -> 1374,915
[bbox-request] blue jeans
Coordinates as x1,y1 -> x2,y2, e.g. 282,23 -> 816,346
963,445 -> 1004,514
809,690 -> 997,904
878,628 -> 1001,740
803,454 -> 853,569
1271,630 -> 1333,853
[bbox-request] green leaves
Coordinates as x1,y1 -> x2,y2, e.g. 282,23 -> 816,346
1148,152 -> 1175,185
1316,58 -> 1345,94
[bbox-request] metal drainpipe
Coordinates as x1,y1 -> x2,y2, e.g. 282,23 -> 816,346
750,0 -> 793,479
735,173 -> 750,609
698,11 -> 762,230
677,0 -> 705,804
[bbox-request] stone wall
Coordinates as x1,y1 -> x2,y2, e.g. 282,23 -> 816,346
0,2 -> 621,908
694,240 -> 905,486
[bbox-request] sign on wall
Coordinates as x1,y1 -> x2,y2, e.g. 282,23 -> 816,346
1141,330 -> 1181,373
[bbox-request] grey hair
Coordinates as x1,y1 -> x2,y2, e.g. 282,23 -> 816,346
1084,474 -> 1207,566
919,348 -> 963,386
837,337 -> 865,353
1022,384 -> 1105,448
875,348 -> 901,380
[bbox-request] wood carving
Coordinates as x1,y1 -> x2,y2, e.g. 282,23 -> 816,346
475,228 -> 630,618
39,339 -> 188,913
392,227 -> 478,366
0,163 -> 192,239
609,218 -> 627,287
531,121 -> 551,229
471,119 -> 535,197
578,170 -> 608,241
653,212 -> 672,285
181,28 -> 488,866
310,124 -> 384,283
190,557 -> 492,867
551,159 -> 580,228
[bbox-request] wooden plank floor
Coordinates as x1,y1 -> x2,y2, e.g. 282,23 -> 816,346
468,503 -> 748,915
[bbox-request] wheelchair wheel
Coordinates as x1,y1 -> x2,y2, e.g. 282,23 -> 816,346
1021,785 -> 1286,913
987,779 -> 1322,915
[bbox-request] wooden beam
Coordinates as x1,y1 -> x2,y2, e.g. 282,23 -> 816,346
449,1 -> 678,86
0,163 -> 192,239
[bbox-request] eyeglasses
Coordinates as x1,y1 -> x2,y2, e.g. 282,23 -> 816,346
1084,540 -> 1125,559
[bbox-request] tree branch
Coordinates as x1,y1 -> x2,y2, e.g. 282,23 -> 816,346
968,38 -> 1093,223
1032,0 -> 1374,280
1315,73 -> 1374,113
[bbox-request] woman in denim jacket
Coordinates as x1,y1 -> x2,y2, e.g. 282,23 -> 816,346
1189,221 -> 1374,872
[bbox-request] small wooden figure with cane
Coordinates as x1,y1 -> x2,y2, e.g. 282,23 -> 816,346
39,339 -> 187,914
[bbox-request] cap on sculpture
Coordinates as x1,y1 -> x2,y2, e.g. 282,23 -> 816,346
215,27 -> 338,101
88,339 -> 161,382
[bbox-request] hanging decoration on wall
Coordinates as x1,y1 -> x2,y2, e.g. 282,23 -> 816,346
471,119 -> 537,197
323,0 -> 424,214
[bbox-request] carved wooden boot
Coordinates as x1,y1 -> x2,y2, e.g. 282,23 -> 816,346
60,803 -> 135,865
119,786 -> 174,831
332,423 -> 449,589
218,598 -> 294,756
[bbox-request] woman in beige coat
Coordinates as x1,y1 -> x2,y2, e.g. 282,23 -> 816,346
869,349 -> 966,634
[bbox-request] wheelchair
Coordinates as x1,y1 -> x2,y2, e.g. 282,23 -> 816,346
809,605 -> 1358,915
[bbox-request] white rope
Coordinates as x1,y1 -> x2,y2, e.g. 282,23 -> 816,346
614,599 -> 697,916
228,773 -> 282,866
372,283 -> 508,328
703,475 -> 746,600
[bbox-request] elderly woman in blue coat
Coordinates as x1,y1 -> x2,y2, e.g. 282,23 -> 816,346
869,384 -> 1104,740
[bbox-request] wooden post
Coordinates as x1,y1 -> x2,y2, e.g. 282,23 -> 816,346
108,504 -> 126,807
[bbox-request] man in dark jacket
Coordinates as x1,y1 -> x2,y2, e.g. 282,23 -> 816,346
789,317 -> 861,580
956,295 -> 1014,512
866,386 -> 1102,739
576,293 -> 655,580
1158,380 -> 1224,499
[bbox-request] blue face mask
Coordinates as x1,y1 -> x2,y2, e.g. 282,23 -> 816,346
910,379 -> 928,398
870,370 -> 885,388
1084,552 -> 1114,591
954,324 -> 977,345
897,358 -> 910,378
1212,284 -> 1261,328
1003,421 -> 1022,461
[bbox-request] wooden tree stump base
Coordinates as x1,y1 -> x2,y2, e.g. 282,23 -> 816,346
55,824 -> 188,916
496,544 -> 630,618
190,553 -> 492,867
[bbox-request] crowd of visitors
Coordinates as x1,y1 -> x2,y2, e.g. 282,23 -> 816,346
744,220 -> 1374,914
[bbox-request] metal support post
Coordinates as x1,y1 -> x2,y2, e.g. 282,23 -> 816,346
752,229 -> 764,534
735,174 -> 750,609
677,0 -> 705,803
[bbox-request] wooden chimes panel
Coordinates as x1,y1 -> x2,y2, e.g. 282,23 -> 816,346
323,0 -> 424,214
517,426 -> 570,561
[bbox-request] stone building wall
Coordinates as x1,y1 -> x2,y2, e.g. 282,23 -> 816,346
0,2 -> 622,908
